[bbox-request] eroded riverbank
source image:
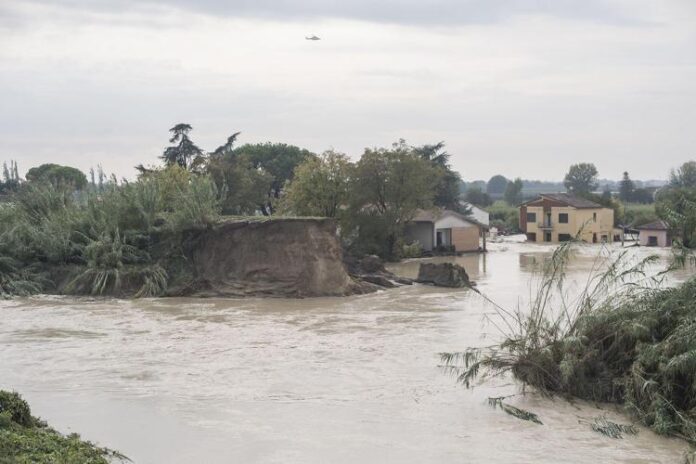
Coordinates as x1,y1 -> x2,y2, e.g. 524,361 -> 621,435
1,241 -> 692,463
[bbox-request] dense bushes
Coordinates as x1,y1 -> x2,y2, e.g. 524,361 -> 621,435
0,391 -> 123,463
443,242 -> 696,442
0,166 -> 222,298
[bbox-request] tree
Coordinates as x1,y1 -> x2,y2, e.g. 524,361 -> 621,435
503,178 -> 523,205
657,161 -> 696,248
670,161 -> 696,188
564,163 -> 598,195
281,150 -> 352,218
0,160 -> 21,194
619,172 -> 635,202
25,163 -> 87,190
413,142 -> 464,212
232,143 -> 315,215
348,141 -> 438,258
486,175 -> 508,196
160,123 -> 204,171
464,186 -> 492,207
205,134 -> 272,216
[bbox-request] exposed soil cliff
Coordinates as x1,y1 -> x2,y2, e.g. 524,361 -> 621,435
171,218 -> 365,297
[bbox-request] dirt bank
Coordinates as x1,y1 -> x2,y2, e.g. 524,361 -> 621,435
172,217 -> 365,297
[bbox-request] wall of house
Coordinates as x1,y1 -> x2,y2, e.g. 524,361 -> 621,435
573,208 -> 614,242
451,226 -> 481,251
434,214 -> 480,252
404,222 -> 434,251
639,230 -> 670,247
522,206 -> 614,243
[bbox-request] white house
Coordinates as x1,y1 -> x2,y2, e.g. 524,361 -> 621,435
404,209 -> 487,253
637,220 -> 672,247
460,202 -> 490,227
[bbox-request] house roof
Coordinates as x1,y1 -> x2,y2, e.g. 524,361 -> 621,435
411,208 -> 489,229
636,220 -> 670,231
521,193 -> 603,209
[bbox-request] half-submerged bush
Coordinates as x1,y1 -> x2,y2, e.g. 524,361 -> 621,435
441,241 -> 696,442
0,390 -> 126,463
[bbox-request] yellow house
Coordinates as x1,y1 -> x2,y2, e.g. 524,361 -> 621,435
519,193 -> 616,243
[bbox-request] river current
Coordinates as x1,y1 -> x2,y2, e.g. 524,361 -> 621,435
1,240 -> 691,463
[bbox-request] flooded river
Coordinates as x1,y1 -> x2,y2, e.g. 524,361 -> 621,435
1,241 -> 692,463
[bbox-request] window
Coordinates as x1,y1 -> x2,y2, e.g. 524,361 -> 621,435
544,231 -> 552,242
648,236 -> 658,246
526,233 -> 537,242
593,212 -> 597,222
558,213 -> 568,224
526,212 -> 536,222
558,234 -> 572,242
601,235 -> 608,243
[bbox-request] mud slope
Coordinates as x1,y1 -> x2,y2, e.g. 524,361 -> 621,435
182,218 -> 358,297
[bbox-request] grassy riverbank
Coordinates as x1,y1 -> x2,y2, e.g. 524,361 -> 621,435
0,390 -> 124,463
443,242 -> 696,443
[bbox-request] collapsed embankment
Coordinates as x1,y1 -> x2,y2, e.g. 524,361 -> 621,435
169,217 -> 389,298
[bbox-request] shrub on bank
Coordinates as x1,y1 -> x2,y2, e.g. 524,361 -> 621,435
443,241 -> 696,442
0,390 -> 124,463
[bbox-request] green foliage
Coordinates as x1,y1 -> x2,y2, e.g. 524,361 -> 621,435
413,142 -> 464,212
504,178 -> 523,205
25,164 -> 87,190
160,123 -> 205,171
232,142 -> 315,215
0,160 -> 21,194
486,175 -> 508,195
464,186 -> 492,208
0,390 -> 125,463
488,201 -> 519,234
622,203 -> 658,227
347,140 -> 438,259
0,163 -> 224,297
440,240 -> 696,441
280,150 -> 352,218
564,163 -> 599,195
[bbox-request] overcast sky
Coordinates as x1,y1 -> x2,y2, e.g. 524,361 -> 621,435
1,0 -> 695,181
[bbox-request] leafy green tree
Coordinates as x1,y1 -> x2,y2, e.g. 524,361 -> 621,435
486,175 -> 508,196
232,143 -> 315,215
413,142 -> 463,211
281,150 -> 352,218
669,161 -> 696,188
564,163 -> 598,195
619,171 -> 635,202
0,160 -> 21,194
25,163 -> 87,190
657,161 -> 696,248
205,136 -> 272,216
503,178 -> 523,205
348,141 -> 438,258
160,123 -> 204,171
464,186 -> 492,207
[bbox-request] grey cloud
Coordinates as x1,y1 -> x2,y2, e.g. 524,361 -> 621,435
15,0 -> 646,26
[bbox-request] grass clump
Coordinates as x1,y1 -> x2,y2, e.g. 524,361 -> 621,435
0,390 -> 126,463
441,239 -> 696,443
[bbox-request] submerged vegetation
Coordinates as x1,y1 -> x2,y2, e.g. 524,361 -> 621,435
442,240 -> 696,443
0,390 -> 125,463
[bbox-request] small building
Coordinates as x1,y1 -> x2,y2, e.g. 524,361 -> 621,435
404,209 -> 487,253
519,193 -> 615,244
460,202 -> 490,228
637,220 -> 672,247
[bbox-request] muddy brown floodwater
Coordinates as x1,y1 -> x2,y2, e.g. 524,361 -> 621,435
1,240 -> 692,463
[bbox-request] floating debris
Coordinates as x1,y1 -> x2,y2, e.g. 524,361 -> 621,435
487,396 -> 543,425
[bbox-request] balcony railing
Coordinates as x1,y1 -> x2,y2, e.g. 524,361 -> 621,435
537,222 -> 553,229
